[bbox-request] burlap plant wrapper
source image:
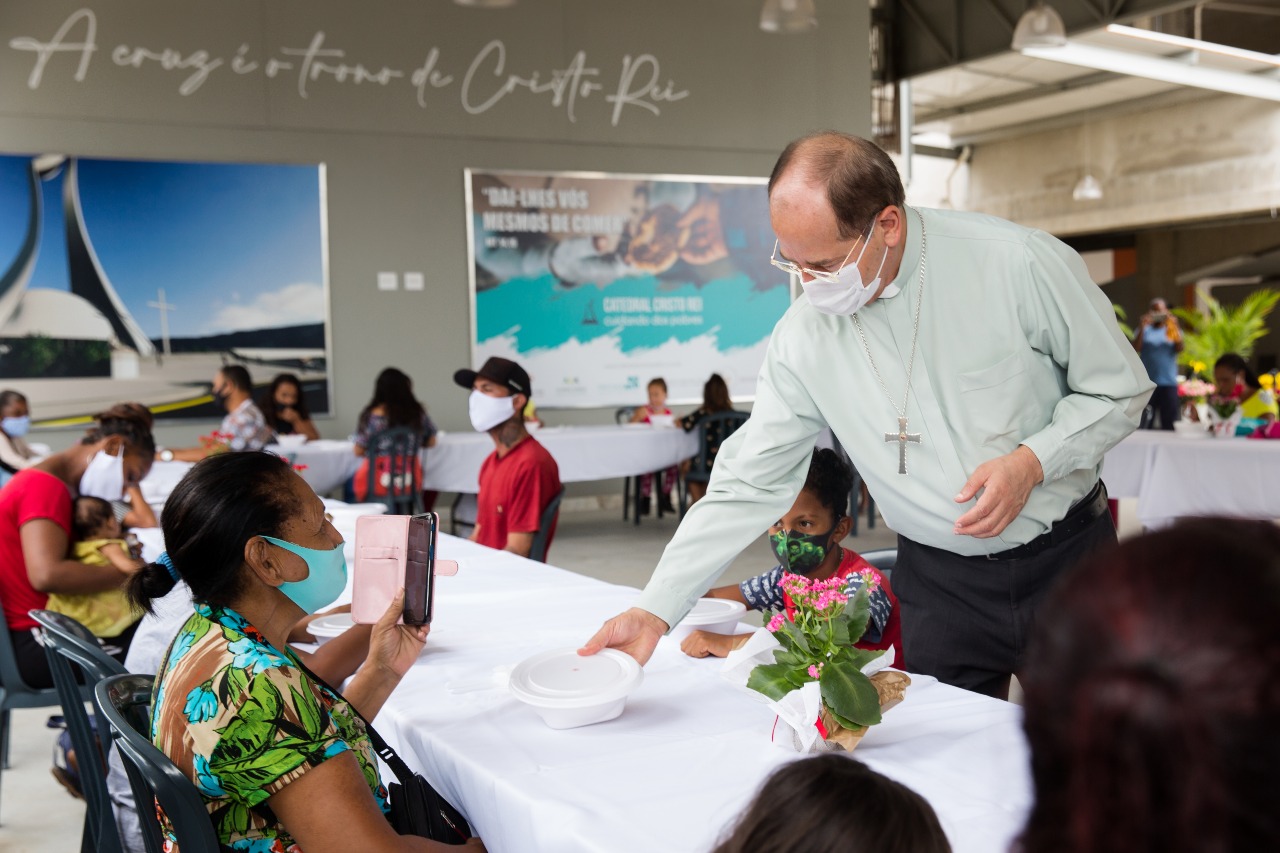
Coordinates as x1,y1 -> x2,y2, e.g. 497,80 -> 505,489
817,670 -> 912,752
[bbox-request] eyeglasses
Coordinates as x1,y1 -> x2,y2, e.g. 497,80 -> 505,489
768,217 -> 876,284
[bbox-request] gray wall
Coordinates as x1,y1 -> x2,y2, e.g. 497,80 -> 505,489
0,0 -> 870,462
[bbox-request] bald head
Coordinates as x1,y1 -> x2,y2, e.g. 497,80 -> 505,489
768,132 -> 905,240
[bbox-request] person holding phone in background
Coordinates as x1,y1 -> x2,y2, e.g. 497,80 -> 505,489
1133,298 -> 1183,430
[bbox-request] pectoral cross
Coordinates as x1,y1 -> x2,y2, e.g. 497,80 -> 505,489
885,416 -> 921,475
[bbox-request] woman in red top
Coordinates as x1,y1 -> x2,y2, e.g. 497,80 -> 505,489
0,404 -> 155,687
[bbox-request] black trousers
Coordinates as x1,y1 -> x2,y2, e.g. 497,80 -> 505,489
9,619 -> 137,689
1139,385 -> 1180,430
892,510 -> 1117,697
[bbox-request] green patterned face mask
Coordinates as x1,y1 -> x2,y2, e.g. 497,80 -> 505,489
770,527 -> 835,574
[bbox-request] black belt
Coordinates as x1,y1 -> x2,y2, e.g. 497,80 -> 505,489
986,481 -> 1109,561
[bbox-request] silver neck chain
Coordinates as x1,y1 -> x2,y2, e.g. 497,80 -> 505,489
851,214 -> 926,419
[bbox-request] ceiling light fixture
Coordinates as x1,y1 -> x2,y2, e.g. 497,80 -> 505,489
1072,173 -> 1103,201
454,0 -> 517,7
1018,41 -> 1280,102
760,0 -> 817,35
1011,2 -> 1066,51
1105,23 -> 1280,67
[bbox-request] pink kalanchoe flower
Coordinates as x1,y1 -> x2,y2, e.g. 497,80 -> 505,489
808,664 -> 821,679
767,613 -> 785,632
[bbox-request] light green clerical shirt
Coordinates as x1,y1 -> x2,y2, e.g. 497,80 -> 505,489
636,206 -> 1154,629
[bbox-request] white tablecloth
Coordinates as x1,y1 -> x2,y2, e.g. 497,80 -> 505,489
370,535 -> 1032,853
268,439 -> 362,495
132,498 -> 386,566
1104,431 -> 1280,528
423,425 -> 700,493
140,441 -> 362,508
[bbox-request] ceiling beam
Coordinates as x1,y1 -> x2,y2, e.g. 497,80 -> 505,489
915,69 -> 1121,123
892,0 -> 1206,79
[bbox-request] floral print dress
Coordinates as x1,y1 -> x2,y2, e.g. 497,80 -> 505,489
150,604 -> 388,852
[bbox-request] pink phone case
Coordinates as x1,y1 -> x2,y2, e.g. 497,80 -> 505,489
351,514 -> 459,624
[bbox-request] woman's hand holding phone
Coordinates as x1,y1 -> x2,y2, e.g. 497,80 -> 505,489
368,589 -> 429,679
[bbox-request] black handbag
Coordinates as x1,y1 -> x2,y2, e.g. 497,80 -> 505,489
294,659 -> 472,844
365,722 -> 472,844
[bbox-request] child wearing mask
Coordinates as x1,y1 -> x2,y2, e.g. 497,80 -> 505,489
629,377 -> 677,514
0,389 -> 39,487
46,495 -> 144,653
680,448 -> 901,665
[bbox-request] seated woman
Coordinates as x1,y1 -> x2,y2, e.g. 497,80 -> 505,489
713,754 -> 950,853
0,404 -> 155,687
0,389 -> 38,488
349,367 -> 438,502
1218,353 -> 1278,435
681,448 -> 901,666
1019,517 -> 1280,853
129,451 -> 483,851
680,373 -> 741,504
91,402 -> 159,529
260,372 -> 322,441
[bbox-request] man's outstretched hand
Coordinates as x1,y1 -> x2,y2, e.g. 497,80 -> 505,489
578,607 -> 670,665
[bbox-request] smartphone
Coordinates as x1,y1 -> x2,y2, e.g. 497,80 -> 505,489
352,513 -> 459,625
403,512 -> 436,626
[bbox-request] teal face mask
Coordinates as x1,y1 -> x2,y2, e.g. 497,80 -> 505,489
770,527 -> 835,575
262,535 -> 347,614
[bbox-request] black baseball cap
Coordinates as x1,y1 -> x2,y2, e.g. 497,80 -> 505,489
453,356 -> 532,397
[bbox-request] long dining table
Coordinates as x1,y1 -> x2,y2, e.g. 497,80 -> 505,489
1103,430 -> 1280,528
363,534 -> 1033,853
422,424 -> 700,493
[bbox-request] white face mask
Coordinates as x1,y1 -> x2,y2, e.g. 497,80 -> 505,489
800,221 -> 893,316
469,389 -> 517,432
79,446 -> 126,501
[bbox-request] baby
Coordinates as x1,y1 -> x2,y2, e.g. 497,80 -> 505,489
46,495 -> 144,644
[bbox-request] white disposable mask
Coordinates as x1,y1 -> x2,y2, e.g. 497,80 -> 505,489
79,447 -> 126,501
801,221 -> 894,316
469,389 -> 517,432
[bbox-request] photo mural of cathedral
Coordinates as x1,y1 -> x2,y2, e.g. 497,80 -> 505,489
0,154 -> 329,426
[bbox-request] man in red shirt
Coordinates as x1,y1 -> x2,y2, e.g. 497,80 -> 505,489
454,357 -> 561,559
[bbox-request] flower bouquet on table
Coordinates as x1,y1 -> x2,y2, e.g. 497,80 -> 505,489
198,431 -> 234,455
1206,390 -> 1243,438
724,570 -> 910,754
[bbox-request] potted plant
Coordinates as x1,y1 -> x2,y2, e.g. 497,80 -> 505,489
745,570 -> 909,752
1174,288 -> 1279,371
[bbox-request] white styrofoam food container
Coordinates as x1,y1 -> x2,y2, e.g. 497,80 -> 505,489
668,597 -> 748,643
308,612 -> 355,645
509,648 -> 643,729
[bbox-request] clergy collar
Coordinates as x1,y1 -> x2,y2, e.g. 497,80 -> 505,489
877,206 -> 924,303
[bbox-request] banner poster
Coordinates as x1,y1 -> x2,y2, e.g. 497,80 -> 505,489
0,154 -> 328,427
466,169 -> 790,409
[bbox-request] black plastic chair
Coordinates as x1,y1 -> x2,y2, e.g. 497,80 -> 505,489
827,434 -> 877,536
858,548 -> 897,580
95,673 -> 219,853
29,610 -> 127,853
0,599 -> 68,816
679,411 -> 750,514
364,427 -> 424,515
528,487 -> 565,564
